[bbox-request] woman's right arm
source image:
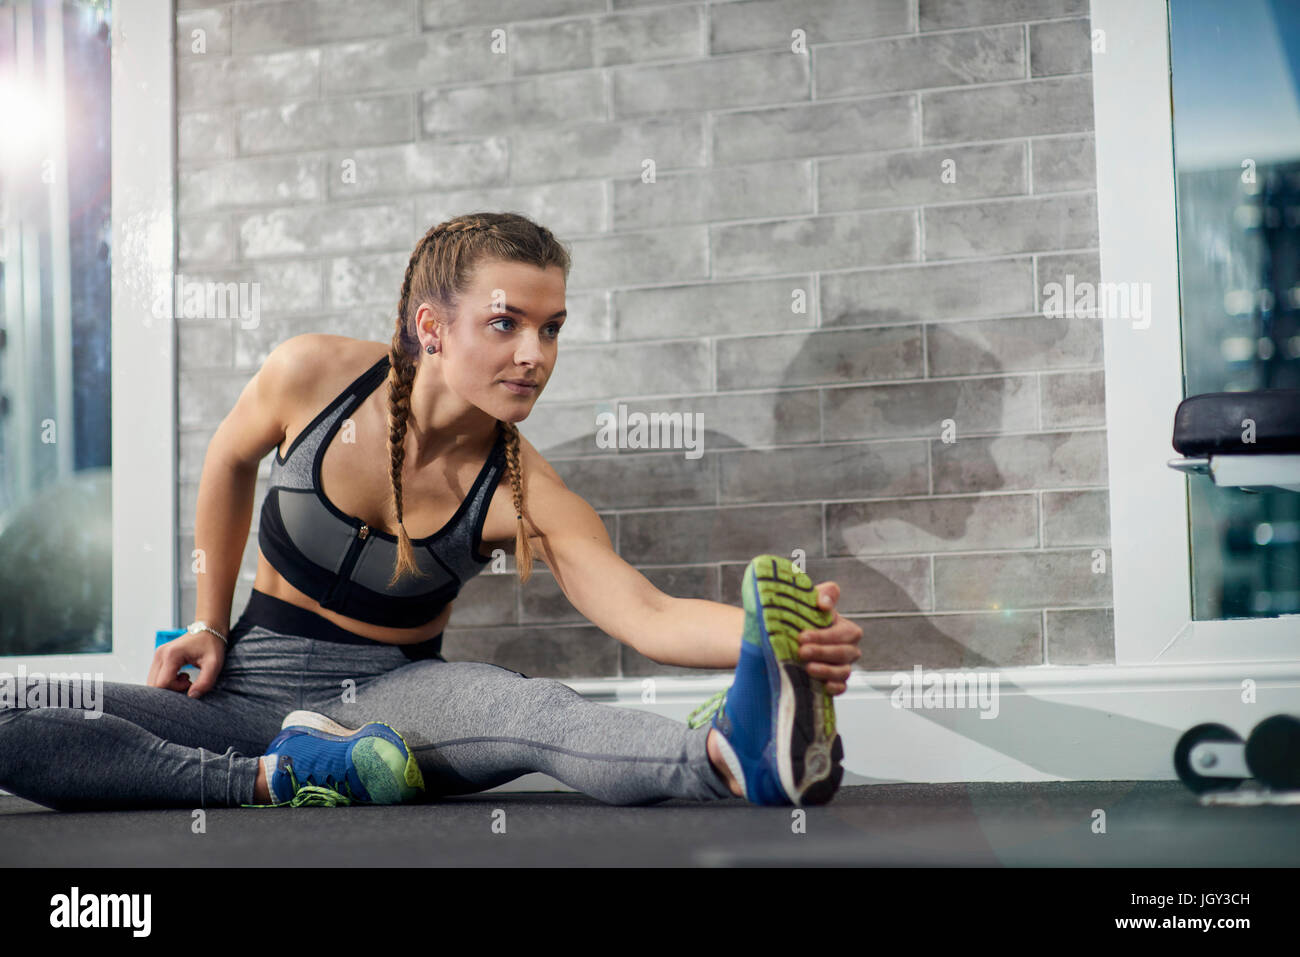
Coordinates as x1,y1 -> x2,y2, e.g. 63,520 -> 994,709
148,335 -> 321,695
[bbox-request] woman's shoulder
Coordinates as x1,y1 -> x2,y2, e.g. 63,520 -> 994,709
269,335 -> 386,400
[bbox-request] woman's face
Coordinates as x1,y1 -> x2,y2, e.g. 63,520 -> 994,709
420,258 -> 566,424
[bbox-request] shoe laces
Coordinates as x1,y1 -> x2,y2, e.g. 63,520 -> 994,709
687,689 -> 729,730
277,762 -> 359,807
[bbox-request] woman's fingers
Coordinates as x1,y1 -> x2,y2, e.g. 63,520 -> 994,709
797,594 -> 861,693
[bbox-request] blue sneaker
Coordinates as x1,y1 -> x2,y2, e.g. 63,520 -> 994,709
244,712 -> 425,808
688,555 -> 843,806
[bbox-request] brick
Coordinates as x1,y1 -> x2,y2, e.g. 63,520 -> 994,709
510,18 -> 593,75
231,0 -> 414,55
179,155 -> 325,214
613,159 -> 811,230
179,110 -> 233,164
1030,17 -> 1092,77
420,73 -> 604,136
541,340 -> 711,401
421,0 -> 604,30
711,0 -> 911,54
712,210 -> 916,278
612,50 -> 808,117
325,138 -> 508,199
926,314 -> 1102,376
919,0 -> 1087,31
1046,607 -> 1114,664
822,375 -> 1037,440
619,503 -> 823,563
828,493 -> 1038,554
322,30 -> 499,95
179,216 -> 235,265
923,193 -> 1097,259
847,612 -> 1042,670
933,548 -> 1111,610
614,275 -> 816,340
717,324 -> 922,390
931,430 -> 1108,492
551,450 -> 717,508
1041,369 -> 1105,427
818,142 -> 1025,212
566,226 -> 708,290
236,96 -> 412,156
327,252 -> 410,308
1031,134 -> 1095,193
821,258 -> 1034,326
720,441 -> 922,503
177,50 -> 319,110
238,202 -> 413,258
415,181 -> 606,239
510,117 -> 705,184
1042,488 -> 1109,546
923,75 -> 1093,144
177,7 -> 231,58
592,5 -> 703,66
816,25 -> 1023,98
713,95 -> 916,164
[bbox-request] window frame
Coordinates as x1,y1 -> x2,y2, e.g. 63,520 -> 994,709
1094,0 -> 1300,664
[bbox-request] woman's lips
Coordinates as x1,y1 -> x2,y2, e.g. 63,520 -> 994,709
502,380 -> 538,395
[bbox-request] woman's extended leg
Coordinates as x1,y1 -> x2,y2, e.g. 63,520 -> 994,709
301,659 -> 736,806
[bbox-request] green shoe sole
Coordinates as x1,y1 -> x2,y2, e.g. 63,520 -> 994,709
745,554 -> 843,805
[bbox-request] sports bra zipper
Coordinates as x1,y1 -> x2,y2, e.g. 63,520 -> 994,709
323,524 -> 369,608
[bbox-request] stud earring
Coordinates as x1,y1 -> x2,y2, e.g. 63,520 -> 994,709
425,344 -> 437,354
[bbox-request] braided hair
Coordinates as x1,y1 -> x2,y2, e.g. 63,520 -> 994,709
386,212 -> 570,588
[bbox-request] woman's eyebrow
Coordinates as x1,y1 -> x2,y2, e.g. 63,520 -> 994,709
488,303 -> 567,320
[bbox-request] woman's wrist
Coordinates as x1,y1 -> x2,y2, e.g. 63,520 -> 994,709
187,620 -> 230,646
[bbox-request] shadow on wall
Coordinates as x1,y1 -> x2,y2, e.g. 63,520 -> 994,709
0,467 -> 112,656
535,319 -> 1003,665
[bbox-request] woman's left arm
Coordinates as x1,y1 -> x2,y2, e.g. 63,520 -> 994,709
525,468 -> 863,692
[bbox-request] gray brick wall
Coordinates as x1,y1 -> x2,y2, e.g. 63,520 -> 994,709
175,0 -> 1111,679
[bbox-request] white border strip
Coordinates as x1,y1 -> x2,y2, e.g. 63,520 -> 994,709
106,0 -> 175,684
1090,0 -> 1195,664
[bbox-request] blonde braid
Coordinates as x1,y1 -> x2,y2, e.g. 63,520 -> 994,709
498,420 -> 534,583
385,228 -> 440,587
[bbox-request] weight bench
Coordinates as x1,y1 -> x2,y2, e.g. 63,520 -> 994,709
1168,389 -> 1300,493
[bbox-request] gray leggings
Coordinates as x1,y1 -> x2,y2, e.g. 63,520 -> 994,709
0,591 -> 732,809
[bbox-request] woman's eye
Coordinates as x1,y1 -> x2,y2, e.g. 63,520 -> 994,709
490,318 -> 562,337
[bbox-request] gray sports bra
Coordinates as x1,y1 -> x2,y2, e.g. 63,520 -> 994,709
256,353 -> 507,628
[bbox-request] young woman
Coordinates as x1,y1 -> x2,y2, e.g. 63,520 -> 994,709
0,212 -> 862,810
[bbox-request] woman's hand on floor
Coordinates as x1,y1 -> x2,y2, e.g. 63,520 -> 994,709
795,581 -> 861,695
146,633 -> 226,698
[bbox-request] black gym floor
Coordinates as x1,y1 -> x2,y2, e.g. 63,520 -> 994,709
1,780 -> 1296,867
